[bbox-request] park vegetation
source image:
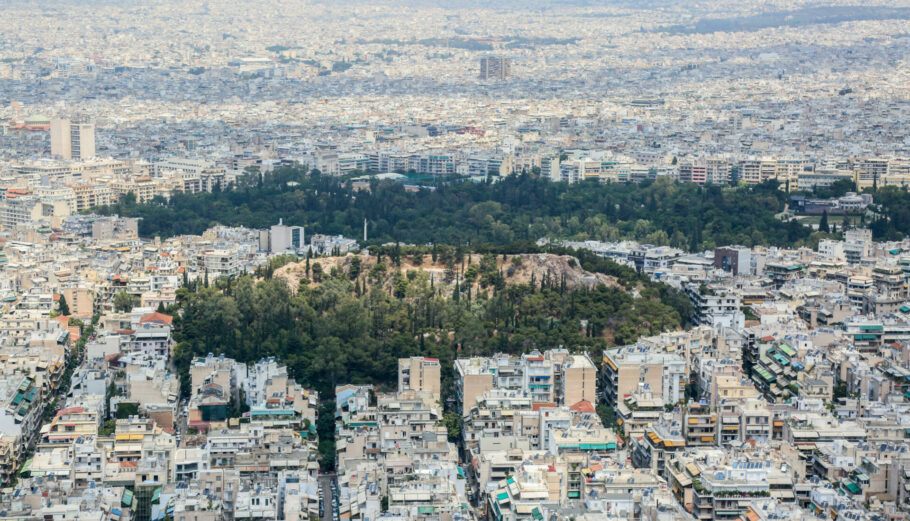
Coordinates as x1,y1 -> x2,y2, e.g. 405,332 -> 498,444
93,166 -> 832,250
172,249 -> 691,401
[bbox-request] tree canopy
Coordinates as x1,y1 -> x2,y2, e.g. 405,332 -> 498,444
172,253 -> 691,398
92,167 -> 823,250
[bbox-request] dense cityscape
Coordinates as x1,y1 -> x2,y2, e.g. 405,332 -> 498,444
1,1 -> 910,521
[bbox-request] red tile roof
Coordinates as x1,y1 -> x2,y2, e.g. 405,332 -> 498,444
570,400 -> 596,413
139,312 -> 173,326
55,407 -> 85,417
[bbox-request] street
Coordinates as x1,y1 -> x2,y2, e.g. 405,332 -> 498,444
319,474 -> 336,521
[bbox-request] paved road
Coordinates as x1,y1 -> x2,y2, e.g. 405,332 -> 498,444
319,474 -> 336,521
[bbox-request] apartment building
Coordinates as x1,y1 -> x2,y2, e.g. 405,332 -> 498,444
454,350 -> 597,416
685,283 -> 744,330
601,345 -> 685,407
397,356 -> 441,401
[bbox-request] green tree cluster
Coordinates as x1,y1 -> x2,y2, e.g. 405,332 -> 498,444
114,291 -> 140,313
90,168 -> 818,250
171,256 -> 690,403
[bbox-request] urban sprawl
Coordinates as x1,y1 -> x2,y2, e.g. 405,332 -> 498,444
1,1 -> 910,521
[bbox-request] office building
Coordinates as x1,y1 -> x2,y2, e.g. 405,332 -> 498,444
479,56 -> 511,81
714,246 -> 751,276
262,219 -> 305,253
50,119 -> 95,160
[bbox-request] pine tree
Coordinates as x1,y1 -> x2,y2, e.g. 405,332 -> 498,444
819,210 -> 830,233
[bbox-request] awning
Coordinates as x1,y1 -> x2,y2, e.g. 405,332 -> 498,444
755,367 -> 776,382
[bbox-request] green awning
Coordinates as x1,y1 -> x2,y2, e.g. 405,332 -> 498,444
755,367 -> 776,382
19,458 -> 32,475
122,490 -> 134,507
579,443 -> 616,450
843,480 -> 861,494
778,343 -> 795,356
497,492 -> 509,502
151,486 -> 161,503
532,507 -> 543,520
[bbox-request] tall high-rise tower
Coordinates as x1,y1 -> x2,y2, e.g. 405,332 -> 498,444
479,56 -> 511,81
51,119 -> 95,160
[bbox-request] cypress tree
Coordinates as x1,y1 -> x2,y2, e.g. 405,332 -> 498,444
58,294 -> 70,316
819,210 -> 830,233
